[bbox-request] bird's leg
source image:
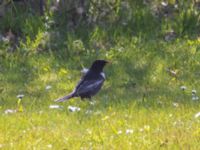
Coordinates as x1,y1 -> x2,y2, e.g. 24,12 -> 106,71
80,97 -> 85,101
88,96 -> 92,101
87,96 -> 95,112
89,97 -> 97,106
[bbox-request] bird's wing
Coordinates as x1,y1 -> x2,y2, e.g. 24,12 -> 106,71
74,73 -> 87,90
75,78 -> 104,96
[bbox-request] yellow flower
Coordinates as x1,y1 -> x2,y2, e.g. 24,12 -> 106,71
102,116 -> 109,121
144,125 -> 150,132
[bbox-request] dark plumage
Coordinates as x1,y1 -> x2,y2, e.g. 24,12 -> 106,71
55,60 -> 109,102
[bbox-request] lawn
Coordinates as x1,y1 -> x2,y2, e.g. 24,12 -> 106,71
0,0 -> 200,149
1,37 -> 200,149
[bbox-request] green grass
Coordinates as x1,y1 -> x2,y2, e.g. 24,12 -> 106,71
1,37 -> 200,149
0,101 -> 199,149
0,0 -> 200,149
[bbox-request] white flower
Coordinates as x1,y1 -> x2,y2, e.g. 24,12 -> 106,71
192,96 -> 199,101
86,129 -> 92,134
45,16 -> 49,20
45,85 -> 52,90
180,86 -> 187,91
194,112 -> 200,118
172,102 -> 179,107
192,90 -> 197,94
2,37 -> 9,43
139,128 -> 144,132
161,1 -> 168,7
4,109 -> 17,114
17,94 -> 24,99
144,125 -> 150,131
89,101 -> 96,105
68,106 -> 81,112
47,144 -> 52,148
174,4 -> 178,9
49,105 -> 62,109
126,129 -> 133,134
117,130 -> 122,134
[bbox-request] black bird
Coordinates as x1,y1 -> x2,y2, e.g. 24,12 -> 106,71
55,60 -> 109,102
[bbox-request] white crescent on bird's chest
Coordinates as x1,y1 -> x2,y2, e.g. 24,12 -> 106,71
100,72 -> 106,79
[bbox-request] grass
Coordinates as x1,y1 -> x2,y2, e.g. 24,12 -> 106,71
1,37 -> 200,149
0,0 -> 200,149
0,97 -> 200,149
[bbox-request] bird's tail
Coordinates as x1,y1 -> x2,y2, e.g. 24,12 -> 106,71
54,92 -> 74,102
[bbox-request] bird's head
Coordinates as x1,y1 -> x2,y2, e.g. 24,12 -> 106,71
90,60 -> 110,73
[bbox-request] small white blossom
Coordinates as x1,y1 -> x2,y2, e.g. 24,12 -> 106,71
192,96 -> 199,101
2,37 -> 9,43
49,105 -> 62,109
45,16 -> 49,20
86,129 -> 92,134
126,129 -> 133,134
192,90 -> 197,94
47,144 -> 52,148
144,125 -> 150,131
89,101 -> 96,105
174,4 -> 178,9
139,128 -> 144,132
172,102 -> 179,107
161,1 -> 168,7
68,106 -> 81,112
17,94 -> 24,99
4,109 -> 17,114
194,112 -> 200,118
45,85 -> 52,90
117,130 -> 122,134
180,86 -> 187,91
